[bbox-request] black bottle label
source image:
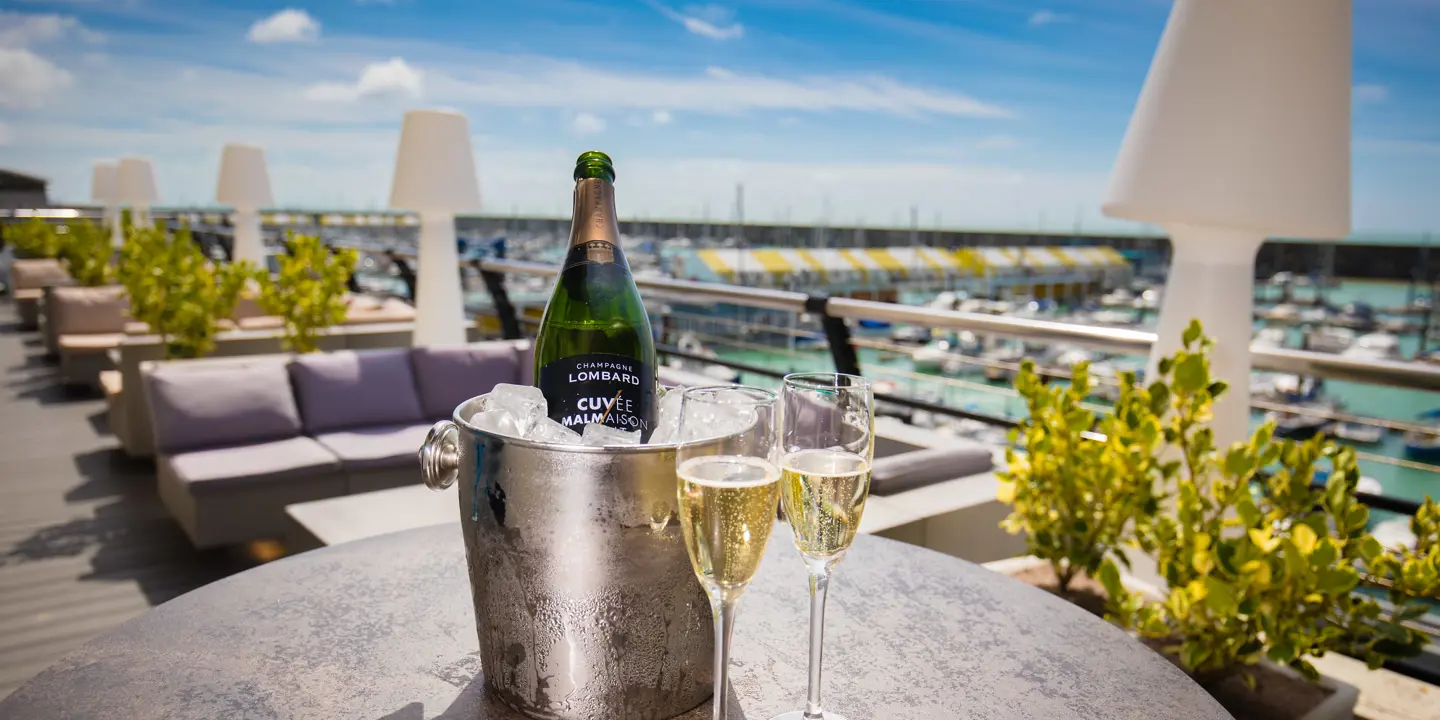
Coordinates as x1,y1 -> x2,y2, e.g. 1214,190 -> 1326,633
538,353 -> 655,437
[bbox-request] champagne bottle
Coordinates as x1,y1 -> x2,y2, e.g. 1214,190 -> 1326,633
534,151 -> 657,439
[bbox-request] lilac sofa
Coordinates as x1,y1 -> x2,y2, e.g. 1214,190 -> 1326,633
145,341 -> 532,549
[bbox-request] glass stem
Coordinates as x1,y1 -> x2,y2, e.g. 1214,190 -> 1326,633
804,566 -> 832,719
712,594 -> 739,720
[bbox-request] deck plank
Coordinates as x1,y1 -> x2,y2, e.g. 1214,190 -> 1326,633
0,305 -> 253,700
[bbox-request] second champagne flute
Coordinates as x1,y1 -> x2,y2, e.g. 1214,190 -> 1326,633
676,386 -> 782,720
772,372 -> 873,720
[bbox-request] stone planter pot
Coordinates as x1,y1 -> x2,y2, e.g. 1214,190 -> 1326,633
984,555 -> 1361,720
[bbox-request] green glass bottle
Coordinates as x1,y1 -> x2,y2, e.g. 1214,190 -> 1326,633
533,151 -> 657,438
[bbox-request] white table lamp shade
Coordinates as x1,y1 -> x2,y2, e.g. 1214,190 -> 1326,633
90,162 -> 116,204
115,157 -> 160,207
216,143 -> 275,208
1103,0 -> 1352,239
389,109 -> 482,214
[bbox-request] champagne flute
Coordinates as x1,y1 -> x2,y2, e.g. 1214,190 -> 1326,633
676,386 -> 782,720
772,372 -> 873,720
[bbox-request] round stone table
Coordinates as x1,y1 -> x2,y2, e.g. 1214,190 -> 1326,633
0,525 -> 1232,720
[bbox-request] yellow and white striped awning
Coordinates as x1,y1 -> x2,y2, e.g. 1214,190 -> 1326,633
683,245 -> 1122,285
969,247 -> 1023,275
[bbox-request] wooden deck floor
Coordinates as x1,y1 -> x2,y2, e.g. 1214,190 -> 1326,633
0,302 -> 253,699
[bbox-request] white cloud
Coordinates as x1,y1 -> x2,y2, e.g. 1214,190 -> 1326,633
652,109 -> 673,125
572,112 -> 606,135
1028,10 -> 1069,26
247,8 -> 320,44
0,11 -> 103,48
0,122 -> 11,146
0,47 -> 73,108
305,57 -> 423,102
435,61 -> 1010,119
653,2 -> 744,41
975,135 -> 1020,150
1353,84 -> 1389,103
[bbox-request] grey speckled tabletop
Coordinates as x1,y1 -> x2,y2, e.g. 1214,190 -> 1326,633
0,524 -> 1232,720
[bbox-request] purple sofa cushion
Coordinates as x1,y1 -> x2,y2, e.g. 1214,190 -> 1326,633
868,442 -> 995,497
410,343 -> 522,420
313,423 -> 432,471
145,359 -> 302,454
166,437 -> 342,494
289,349 -> 424,434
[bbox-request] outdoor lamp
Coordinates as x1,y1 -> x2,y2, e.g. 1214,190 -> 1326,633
115,157 -> 161,229
1103,0 -> 1352,446
389,109 -> 482,347
90,161 -> 120,248
216,143 -> 276,266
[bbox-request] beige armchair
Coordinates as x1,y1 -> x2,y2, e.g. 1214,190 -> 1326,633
9,259 -> 74,329
46,285 -> 130,388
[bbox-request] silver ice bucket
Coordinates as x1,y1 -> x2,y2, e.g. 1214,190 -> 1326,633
419,395 -> 713,720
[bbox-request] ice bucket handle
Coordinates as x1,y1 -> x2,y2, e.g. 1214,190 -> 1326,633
420,420 -> 461,490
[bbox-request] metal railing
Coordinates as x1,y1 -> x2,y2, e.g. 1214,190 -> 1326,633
473,258 -> 1440,391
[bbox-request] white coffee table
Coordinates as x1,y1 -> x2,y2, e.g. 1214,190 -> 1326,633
285,483 -> 457,552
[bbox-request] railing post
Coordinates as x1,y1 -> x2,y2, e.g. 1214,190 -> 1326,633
476,260 -> 523,340
806,293 -> 861,376
386,250 -> 418,301
330,245 -> 362,293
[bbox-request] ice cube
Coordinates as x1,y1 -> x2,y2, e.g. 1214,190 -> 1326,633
647,387 -> 686,445
582,423 -> 642,447
470,409 -> 523,437
487,383 -> 547,435
530,417 -> 582,445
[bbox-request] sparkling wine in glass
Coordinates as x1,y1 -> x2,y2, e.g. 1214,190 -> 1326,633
676,386 -> 782,720
772,372 -> 873,720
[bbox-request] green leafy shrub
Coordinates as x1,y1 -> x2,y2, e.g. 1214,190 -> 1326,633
1095,321 -> 1430,685
1367,497 -> 1439,602
255,234 -> 358,354
997,358 -> 1169,594
7,218 -> 63,258
56,219 -> 115,286
117,224 -> 256,359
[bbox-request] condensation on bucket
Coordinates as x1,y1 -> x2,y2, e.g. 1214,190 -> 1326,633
448,394 -> 715,720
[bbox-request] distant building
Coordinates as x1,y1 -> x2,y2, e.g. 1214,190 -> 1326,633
0,169 -> 49,210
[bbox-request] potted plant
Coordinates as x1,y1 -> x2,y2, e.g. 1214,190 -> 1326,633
1097,325 -> 1429,720
998,321 -> 1434,720
993,355 -> 1168,614
117,224 -> 256,359
7,217 -> 64,258
255,234 -> 358,353
56,219 -> 115,287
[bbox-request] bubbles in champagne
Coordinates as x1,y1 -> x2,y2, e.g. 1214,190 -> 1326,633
676,456 -> 781,594
780,448 -> 871,561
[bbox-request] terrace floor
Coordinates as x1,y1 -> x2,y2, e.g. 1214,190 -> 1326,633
0,302 -> 253,699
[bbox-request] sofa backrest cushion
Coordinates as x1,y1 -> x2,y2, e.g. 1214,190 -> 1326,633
868,442 -> 996,497
289,348 -> 424,433
52,285 -> 129,335
145,358 -> 302,454
11,259 -> 73,290
410,342 -> 524,420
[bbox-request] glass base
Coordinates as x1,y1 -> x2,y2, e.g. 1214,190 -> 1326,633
769,712 -> 847,720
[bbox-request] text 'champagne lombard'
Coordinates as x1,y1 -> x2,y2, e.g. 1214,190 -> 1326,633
677,455 -> 782,592
780,449 -> 871,560
534,151 -> 657,438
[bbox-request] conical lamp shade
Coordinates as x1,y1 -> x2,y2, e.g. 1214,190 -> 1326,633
115,157 -> 160,207
216,143 -> 274,208
90,162 -> 116,204
1103,0 -> 1351,239
389,109 -> 481,214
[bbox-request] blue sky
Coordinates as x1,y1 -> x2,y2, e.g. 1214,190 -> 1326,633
1,0 -> 1437,234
